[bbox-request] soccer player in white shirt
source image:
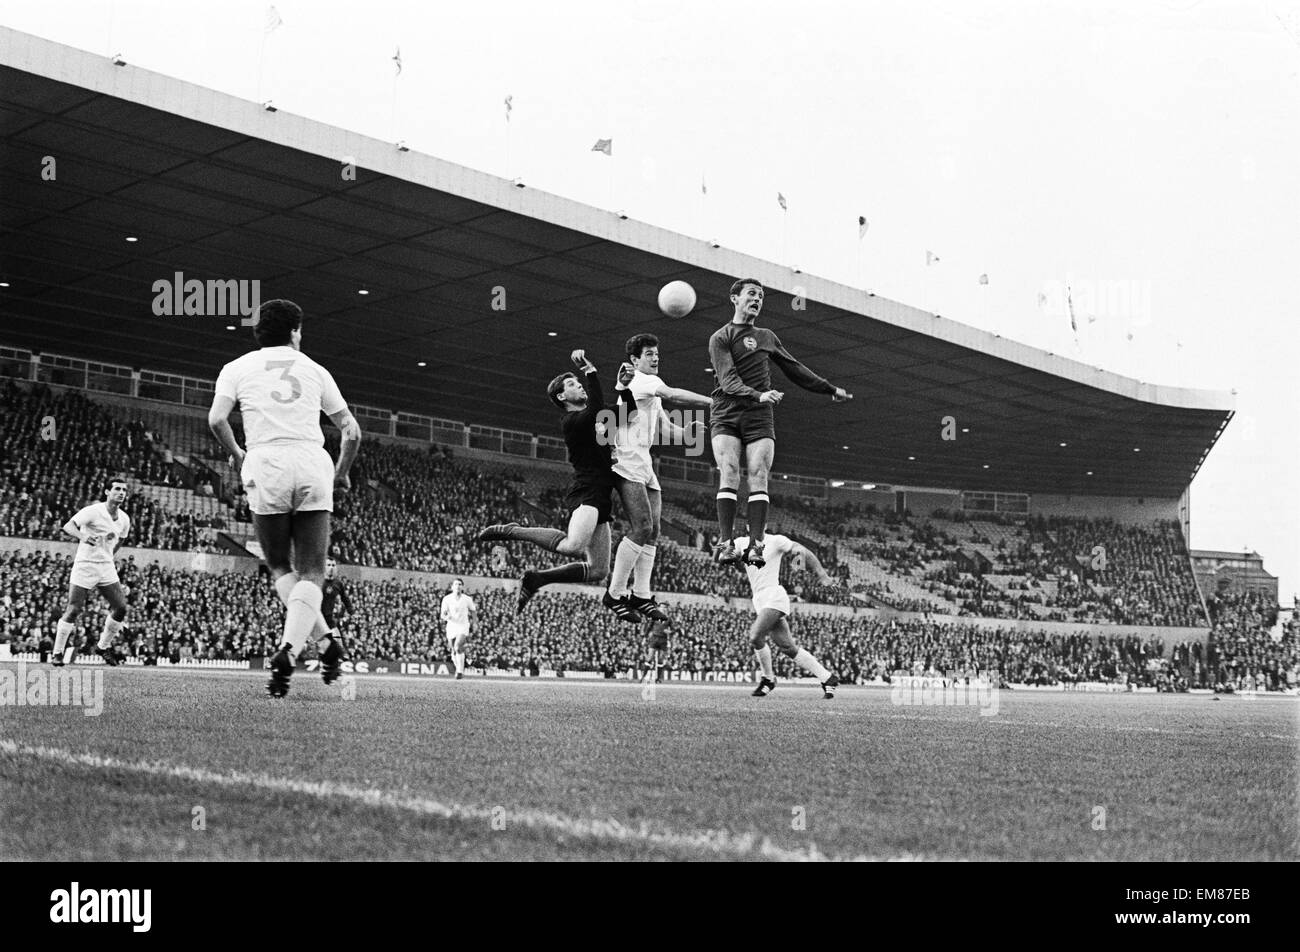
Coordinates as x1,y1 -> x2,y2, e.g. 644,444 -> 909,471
440,578 -> 477,679
208,300 -> 362,697
604,333 -> 711,623
52,478 -> 132,666
731,532 -> 841,698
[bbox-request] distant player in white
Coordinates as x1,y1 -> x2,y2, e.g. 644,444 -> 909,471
604,332 -> 711,623
732,532 -> 841,698
440,578 -> 477,680
52,478 -> 132,666
208,299 -> 362,697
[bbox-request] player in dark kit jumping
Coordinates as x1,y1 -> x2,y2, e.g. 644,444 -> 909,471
709,277 -> 853,569
477,350 -> 638,613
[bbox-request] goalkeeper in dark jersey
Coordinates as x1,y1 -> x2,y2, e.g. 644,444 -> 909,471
318,557 -> 353,683
708,277 -> 852,569
477,350 -> 637,613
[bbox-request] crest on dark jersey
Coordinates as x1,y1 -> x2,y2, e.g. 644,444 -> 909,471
742,337 -> 757,351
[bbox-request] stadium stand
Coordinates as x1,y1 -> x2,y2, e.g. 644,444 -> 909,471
0,376 -> 1216,628
4,549 -> 1291,689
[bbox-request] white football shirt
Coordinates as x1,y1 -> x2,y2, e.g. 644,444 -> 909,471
441,593 -> 476,626
214,345 -> 347,449
617,371 -> 666,450
69,503 -> 131,565
733,534 -> 795,598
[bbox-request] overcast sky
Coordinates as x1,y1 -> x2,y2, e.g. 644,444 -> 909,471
3,0 -> 1297,599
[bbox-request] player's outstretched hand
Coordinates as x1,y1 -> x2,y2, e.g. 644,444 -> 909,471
617,362 -> 635,387
759,389 -> 784,405
832,387 -> 853,402
571,349 -> 595,372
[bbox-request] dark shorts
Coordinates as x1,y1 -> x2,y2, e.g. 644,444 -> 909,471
709,399 -> 775,444
565,473 -> 615,525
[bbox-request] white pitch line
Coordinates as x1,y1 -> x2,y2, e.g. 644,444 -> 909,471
0,738 -> 931,862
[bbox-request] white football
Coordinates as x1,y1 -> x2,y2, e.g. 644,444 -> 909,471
658,280 -> 697,319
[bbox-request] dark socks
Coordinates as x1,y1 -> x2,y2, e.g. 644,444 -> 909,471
509,527 -> 566,551
747,492 -> 769,543
716,488 -> 738,541
532,562 -> 588,586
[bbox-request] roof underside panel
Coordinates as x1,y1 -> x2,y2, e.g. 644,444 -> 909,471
0,37 -> 1234,499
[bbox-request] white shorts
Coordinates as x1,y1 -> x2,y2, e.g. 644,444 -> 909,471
752,587 -> 791,617
446,624 -> 469,642
70,561 -> 120,590
242,443 -> 334,516
612,447 -> 660,491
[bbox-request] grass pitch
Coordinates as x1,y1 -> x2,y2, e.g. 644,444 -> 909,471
1,667 -> 1295,861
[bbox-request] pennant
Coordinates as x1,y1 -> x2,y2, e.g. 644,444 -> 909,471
858,216 -> 869,239
777,192 -> 788,211
504,94 -> 512,121
926,251 -> 940,266
978,273 -> 988,285
1066,285 -> 1078,333
392,47 -> 402,75
591,138 -> 613,155
265,5 -> 283,32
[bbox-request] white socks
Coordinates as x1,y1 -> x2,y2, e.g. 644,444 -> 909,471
631,544 -> 657,599
755,645 -> 774,679
453,651 -> 465,675
54,619 -> 75,656
793,648 -> 831,682
283,580 -> 323,661
274,572 -> 329,640
97,616 -> 124,651
608,538 -> 645,599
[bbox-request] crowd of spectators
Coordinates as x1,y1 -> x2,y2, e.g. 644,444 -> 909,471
5,549 -> 1293,691
0,380 -> 1248,637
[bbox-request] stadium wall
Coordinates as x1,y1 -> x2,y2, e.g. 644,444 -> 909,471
1030,494 -> 1180,524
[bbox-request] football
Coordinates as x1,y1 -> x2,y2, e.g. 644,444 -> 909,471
657,280 -> 697,318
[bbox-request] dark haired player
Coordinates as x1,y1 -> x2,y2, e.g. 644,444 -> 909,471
208,299 -> 362,697
319,557 -> 353,685
709,278 -> 852,568
729,531 -> 841,699
478,350 -> 637,613
52,477 -> 132,666
440,578 -> 476,679
604,332 -> 712,624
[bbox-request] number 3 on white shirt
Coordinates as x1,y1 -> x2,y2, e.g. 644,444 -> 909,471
265,360 -> 302,404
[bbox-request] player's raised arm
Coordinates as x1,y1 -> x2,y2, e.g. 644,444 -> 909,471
791,541 -> 835,585
709,333 -> 763,401
769,333 -> 852,401
654,381 -> 712,408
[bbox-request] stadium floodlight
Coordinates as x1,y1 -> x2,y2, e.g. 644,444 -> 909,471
396,141 -> 409,152
709,239 -> 720,248
111,54 -> 126,66
616,210 -> 628,220
512,178 -> 525,188
261,101 -> 277,112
